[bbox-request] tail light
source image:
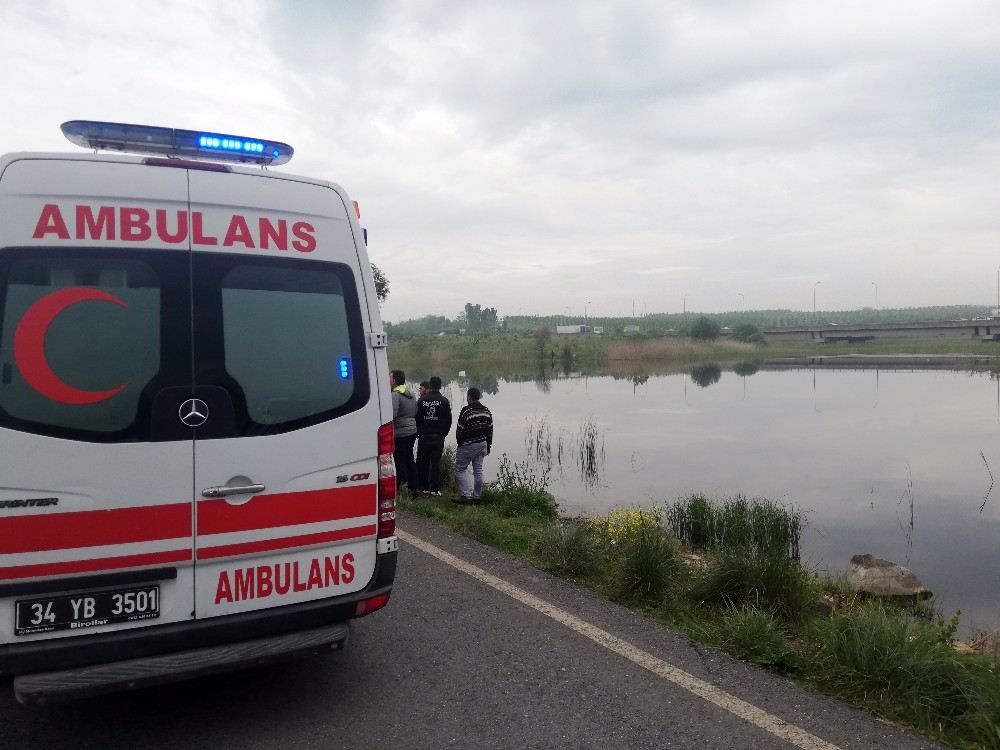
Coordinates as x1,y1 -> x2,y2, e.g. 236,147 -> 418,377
355,592 -> 390,617
377,421 -> 396,537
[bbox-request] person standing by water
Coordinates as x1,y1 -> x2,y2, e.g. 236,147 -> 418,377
416,376 -> 452,496
390,369 -> 418,496
453,387 -> 493,505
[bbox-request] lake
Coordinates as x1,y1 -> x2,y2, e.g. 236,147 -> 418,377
414,359 -> 1000,635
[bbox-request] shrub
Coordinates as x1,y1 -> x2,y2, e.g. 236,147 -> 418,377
665,495 -> 802,561
715,606 -> 795,668
689,554 -> 815,622
483,454 -> 558,519
534,522 -> 600,577
732,323 -> 762,343
589,505 -> 662,546
689,316 -> 721,341
616,524 -> 683,601
813,602 -> 1000,746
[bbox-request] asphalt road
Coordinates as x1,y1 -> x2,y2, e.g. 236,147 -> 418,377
0,512 -> 945,749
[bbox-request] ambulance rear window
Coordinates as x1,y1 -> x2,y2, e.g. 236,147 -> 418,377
0,251 -> 178,440
192,254 -> 369,436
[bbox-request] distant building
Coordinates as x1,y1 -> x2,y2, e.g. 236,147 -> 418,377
624,325 -> 641,335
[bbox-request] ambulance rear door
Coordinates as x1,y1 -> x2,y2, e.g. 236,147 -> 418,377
187,170 -> 381,617
0,157 -> 196,644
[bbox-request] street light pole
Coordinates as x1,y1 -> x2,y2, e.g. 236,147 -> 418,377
871,281 -> 878,310
813,281 -> 821,313
737,292 -> 745,311
585,300 -> 591,326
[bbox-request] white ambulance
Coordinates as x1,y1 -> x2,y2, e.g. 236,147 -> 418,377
0,121 -> 398,704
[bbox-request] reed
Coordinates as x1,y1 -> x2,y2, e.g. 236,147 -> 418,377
665,494 -> 802,561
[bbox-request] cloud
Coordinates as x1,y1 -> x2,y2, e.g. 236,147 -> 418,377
3,1 -> 1000,319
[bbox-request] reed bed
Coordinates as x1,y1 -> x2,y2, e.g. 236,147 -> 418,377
665,494 -> 803,561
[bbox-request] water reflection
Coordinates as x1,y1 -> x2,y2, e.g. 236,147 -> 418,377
689,363 -> 723,388
524,415 -> 605,489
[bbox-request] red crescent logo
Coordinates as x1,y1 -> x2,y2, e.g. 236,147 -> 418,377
13,287 -> 130,405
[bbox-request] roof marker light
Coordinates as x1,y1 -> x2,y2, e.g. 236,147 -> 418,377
62,120 -> 294,166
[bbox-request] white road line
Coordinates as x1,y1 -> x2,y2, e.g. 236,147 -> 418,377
399,529 -> 842,750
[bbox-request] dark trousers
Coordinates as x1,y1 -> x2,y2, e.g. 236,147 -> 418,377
393,433 -> 417,493
416,435 -> 445,492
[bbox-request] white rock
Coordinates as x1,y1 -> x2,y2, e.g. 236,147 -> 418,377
849,553 -> 931,599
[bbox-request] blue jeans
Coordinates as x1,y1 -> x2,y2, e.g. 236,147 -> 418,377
455,441 -> 488,499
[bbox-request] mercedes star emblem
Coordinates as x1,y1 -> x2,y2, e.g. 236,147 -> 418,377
178,398 -> 210,428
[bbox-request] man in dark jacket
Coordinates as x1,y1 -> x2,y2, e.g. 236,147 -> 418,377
390,370 -> 418,495
415,376 -> 452,495
453,387 -> 493,504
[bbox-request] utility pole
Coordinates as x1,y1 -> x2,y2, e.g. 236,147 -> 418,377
871,281 -> 878,310
813,281 -> 821,313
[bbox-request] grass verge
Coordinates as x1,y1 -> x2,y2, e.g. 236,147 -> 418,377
400,487 -> 1000,749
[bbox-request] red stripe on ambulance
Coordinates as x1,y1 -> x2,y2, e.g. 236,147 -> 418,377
0,549 -> 192,580
32,203 -> 316,252
197,485 -> 375,536
197,524 -> 376,561
0,503 -> 191,554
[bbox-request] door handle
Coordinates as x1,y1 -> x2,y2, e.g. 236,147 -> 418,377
201,484 -> 266,498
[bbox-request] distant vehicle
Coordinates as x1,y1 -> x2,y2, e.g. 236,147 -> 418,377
0,120 -> 397,704
556,324 -> 592,335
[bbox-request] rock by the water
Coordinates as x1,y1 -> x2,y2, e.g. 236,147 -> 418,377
849,553 -> 931,599
971,629 -> 1000,658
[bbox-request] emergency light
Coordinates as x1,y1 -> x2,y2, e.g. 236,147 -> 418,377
61,120 -> 294,166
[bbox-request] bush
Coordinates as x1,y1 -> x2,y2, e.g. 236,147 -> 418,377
813,602 -> 1000,746
689,554 -> 815,622
616,524 -> 683,601
715,606 -> 795,668
483,454 -> 558,519
732,323 -> 762,343
665,495 -> 802,561
589,505 -> 663,546
534,522 -> 600,576
689,316 -> 721,341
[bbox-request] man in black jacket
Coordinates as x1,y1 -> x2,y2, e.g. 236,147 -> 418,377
415,376 -> 452,495
453,387 -> 493,504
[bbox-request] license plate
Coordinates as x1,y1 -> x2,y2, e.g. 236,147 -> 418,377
15,585 -> 160,636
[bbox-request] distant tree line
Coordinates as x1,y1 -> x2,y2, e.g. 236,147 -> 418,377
386,304 -> 992,340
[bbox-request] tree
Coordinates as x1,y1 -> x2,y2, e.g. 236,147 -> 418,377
689,316 -> 721,341
461,302 -> 499,333
732,323 -> 764,343
534,325 -> 551,356
372,263 -> 389,303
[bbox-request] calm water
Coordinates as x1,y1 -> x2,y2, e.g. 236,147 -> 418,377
428,363 -> 1000,634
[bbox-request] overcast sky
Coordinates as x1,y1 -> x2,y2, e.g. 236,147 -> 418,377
2,0 -> 1000,321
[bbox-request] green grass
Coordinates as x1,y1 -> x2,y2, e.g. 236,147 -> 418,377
810,602 -> 1000,747
688,553 -> 816,622
533,522 -> 601,577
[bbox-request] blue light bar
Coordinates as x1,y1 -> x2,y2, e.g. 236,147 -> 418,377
338,358 -> 352,380
61,120 -> 293,166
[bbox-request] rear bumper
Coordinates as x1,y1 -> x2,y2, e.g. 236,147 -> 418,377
1,550 -> 396,680
13,622 -> 350,705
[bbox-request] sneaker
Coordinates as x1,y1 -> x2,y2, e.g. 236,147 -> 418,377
431,491 -> 443,497
452,496 -> 476,505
